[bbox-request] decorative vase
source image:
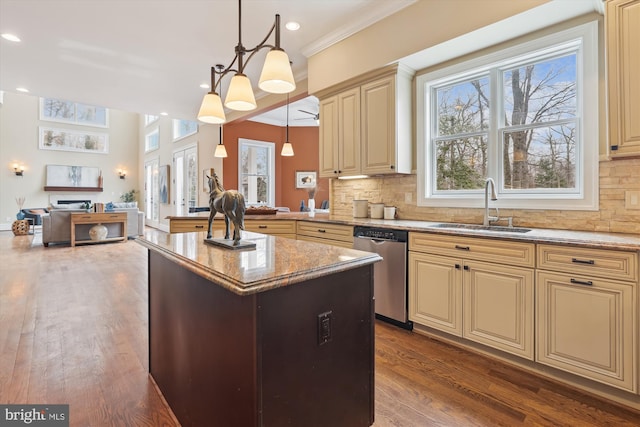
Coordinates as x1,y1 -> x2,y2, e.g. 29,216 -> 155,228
308,199 -> 315,212
16,211 -> 25,220
89,224 -> 108,241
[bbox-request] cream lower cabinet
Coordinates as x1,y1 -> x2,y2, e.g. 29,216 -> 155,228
296,221 -> 354,248
409,233 -> 535,360
536,244 -> 638,392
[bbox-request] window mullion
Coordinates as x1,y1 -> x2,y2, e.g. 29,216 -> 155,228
489,68 -> 500,190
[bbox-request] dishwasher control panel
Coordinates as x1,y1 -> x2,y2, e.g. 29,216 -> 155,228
354,226 -> 407,242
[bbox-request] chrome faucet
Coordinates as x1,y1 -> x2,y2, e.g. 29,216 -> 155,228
483,178 -> 499,226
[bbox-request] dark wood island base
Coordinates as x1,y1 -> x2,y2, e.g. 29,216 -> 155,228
140,229 -> 379,427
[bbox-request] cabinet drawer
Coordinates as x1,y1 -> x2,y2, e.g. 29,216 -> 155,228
297,221 -> 354,244
537,244 -> 638,282
409,232 -> 535,268
245,220 -> 296,235
170,219 -> 212,233
297,234 -> 354,249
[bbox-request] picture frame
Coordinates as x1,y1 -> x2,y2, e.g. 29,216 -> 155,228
39,126 -> 109,154
159,165 -> 170,204
44,164 -> 102,191
39,97 -> 109,128
203,168 -> 212,192
295,171 -> 317,189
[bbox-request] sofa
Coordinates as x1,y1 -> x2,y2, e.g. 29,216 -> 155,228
42,204 -> 144,247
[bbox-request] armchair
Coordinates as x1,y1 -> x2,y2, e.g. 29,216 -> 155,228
21,208 -> 49,231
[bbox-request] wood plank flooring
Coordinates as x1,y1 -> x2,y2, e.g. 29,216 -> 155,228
1,231 -> 639,426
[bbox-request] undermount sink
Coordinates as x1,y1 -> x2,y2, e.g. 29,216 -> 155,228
431,223 -> 532,233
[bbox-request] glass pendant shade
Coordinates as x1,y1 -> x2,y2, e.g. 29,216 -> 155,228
225,73 -> 257,111
214,143 -> 228,158
281,141 -> 294,156
197,92 -> 226,124
259,49 -> 296,94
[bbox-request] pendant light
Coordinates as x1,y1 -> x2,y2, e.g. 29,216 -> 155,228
197,0 -> 295,124
214,126 -> 228,158
281,94 -> 294,156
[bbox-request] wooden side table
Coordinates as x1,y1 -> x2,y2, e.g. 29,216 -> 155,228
70,212 -> 127,247
12,219 -> 30,236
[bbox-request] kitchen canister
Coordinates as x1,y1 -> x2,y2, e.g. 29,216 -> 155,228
370,203 -> 384,219
384,206 -> 397,219
353,200 -> 369,218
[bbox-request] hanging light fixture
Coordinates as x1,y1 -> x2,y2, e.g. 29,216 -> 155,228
281,94 -> 294,156
214,126 -> 228,158
197,0 -> 295,124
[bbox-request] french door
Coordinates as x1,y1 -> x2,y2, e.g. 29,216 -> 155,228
173,145 -> 198,216
144,158 -> 160,228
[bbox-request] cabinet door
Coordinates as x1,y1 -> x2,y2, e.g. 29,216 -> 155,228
338,87 -> 361,175
408,252 -> 462,336
463,260 -> 534,360
361,75 -> 396,174
536,270 -> 637,392
319,96 -> 339,177
607,0 -> 640,157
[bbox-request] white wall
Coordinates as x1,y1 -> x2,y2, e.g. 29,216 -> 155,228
0,92 -> 139,230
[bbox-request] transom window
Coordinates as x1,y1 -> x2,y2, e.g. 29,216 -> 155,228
417,22 -> 598,210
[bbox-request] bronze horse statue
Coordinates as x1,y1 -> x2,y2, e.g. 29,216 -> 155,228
206,172 -> 246,245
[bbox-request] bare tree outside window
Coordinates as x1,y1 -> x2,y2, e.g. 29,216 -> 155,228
432,53 -> 577,193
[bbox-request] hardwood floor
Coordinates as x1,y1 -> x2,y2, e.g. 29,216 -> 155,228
1,230 -> 639,426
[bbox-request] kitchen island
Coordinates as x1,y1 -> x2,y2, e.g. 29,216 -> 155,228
136,228 -> 381,427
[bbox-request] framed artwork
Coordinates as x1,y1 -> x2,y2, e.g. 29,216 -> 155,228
202,168 -> 214,192
40,97 -> 109,127
159,165 -> 170,204
295,171 -> 317,189
45,165 -> 101,190
39,126 -> 109,154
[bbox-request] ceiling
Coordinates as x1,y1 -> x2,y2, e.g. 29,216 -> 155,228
0,0 -> 414,126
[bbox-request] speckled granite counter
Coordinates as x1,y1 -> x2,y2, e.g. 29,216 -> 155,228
137,227 -> 381,295
168,212 -> 640,251
140,228 -> 378,426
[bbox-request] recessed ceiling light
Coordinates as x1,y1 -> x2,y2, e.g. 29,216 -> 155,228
160,112 -> 168,116
16,87 -> 29,93
200,83 -> 210,89
1,33 -> 21,42
285,21 -> 300,31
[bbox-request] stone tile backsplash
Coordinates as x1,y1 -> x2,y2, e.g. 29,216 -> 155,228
330,158 -> 640,235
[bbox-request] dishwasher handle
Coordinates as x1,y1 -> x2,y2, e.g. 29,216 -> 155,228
354,235 -> 400,243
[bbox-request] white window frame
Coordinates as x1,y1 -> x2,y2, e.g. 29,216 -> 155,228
238,138 -> 275,207
416,21 -> 598,211
145,126 -> 159,153
172,119 -> 198,141
144,114 -> 159,126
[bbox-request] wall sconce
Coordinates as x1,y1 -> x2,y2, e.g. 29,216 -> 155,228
13,163 -> 24,176
119,170 -> 126,179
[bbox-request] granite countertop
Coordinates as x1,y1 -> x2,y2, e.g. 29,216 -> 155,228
168,212 -> 640,251
136,228 -> 381,296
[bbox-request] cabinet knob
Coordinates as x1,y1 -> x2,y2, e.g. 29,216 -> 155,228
463,265 -> 470,271
390,165 -> 395,170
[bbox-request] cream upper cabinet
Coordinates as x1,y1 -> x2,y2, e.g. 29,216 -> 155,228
360,68 -> 412,175
607,0 -> 640,157
317,64 -> 413,178
319,88 -> 361,178
535,244 -> 638,392
409,233 -> 535,360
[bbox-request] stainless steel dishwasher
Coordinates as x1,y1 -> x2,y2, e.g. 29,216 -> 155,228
353,226 -> 412,330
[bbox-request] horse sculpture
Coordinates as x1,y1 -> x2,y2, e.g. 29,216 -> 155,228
206,172 -> 246,245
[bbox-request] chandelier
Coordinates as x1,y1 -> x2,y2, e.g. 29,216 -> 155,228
197,0 -> 296,124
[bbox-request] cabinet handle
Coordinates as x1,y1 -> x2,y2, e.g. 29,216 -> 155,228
317,229 -> 326,233
571,258 -> 595,265
455,264 -> 461,269
570,278 -> 593,286
333,170 -> 338,174
455,245 -> 470,251
463,265 -> 470,271
195,225 -> 204,229
390,165 -> 395,170
259,225 -> 267,229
